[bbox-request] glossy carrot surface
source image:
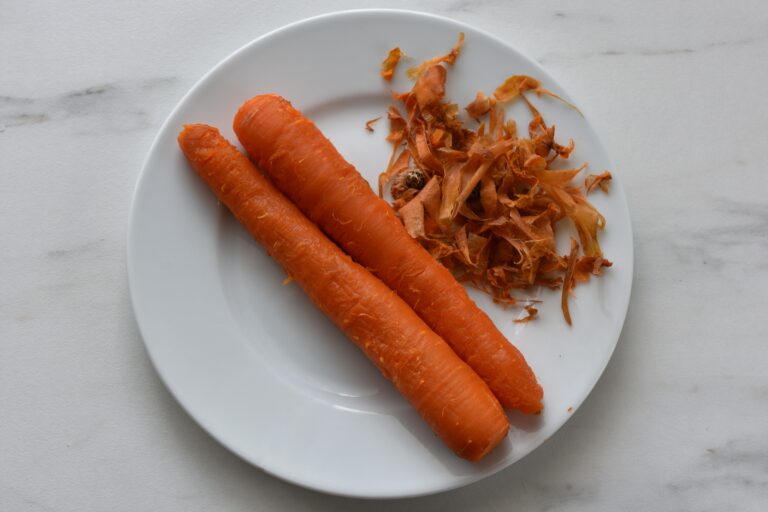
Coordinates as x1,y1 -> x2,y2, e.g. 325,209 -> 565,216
234,95 -> 543,413
178,124 -> 509,461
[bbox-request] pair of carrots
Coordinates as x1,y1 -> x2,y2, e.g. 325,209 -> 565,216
178,95 -> 543,461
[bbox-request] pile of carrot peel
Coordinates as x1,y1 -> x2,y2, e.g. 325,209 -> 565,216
378,35 -> 613,324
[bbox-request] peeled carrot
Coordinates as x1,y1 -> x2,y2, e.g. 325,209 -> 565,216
234,95 -> 544,413
178,124 -> 509,461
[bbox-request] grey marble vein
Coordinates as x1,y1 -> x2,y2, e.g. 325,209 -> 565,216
441,0 -> 490,14
663,196 -> 768,271
540,35 -> 768,63
552,10 -> 614,23
46,239 -> 106,259
664,437 -> 768,507
4,488 -> 54,512
0,76 -> 176,131
523,480 -> 599,512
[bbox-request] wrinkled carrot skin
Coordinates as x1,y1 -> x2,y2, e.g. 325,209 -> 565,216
234,95 -> 544,413
178,124 -> 509,461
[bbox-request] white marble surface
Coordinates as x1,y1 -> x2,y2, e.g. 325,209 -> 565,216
2,0 -> 767,510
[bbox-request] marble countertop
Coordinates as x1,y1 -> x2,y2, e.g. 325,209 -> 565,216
2,1 -> 766,510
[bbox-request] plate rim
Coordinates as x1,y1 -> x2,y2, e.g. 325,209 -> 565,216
127,8 -> 634,499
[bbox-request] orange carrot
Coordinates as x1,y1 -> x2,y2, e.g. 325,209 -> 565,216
234,95 -> 544,413
178,124 -> 509,461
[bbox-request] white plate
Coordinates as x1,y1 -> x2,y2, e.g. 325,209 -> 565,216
128,9 -> 633,499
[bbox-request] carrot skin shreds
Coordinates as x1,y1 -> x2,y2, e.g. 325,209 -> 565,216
177,124 -> 509,461
364,116 -> 381,132
376,37 -> 610,325
561,239 -> 579,326
407,32 -> 465,79
380,47 -> 402,81
234,96 -> 544,414
466,91 -> 493,119
494,75 -> 582,114
514,305 -> 539,324
585,171 -> 613,193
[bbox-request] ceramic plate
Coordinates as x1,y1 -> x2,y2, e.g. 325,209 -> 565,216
128,9 -> 633,499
